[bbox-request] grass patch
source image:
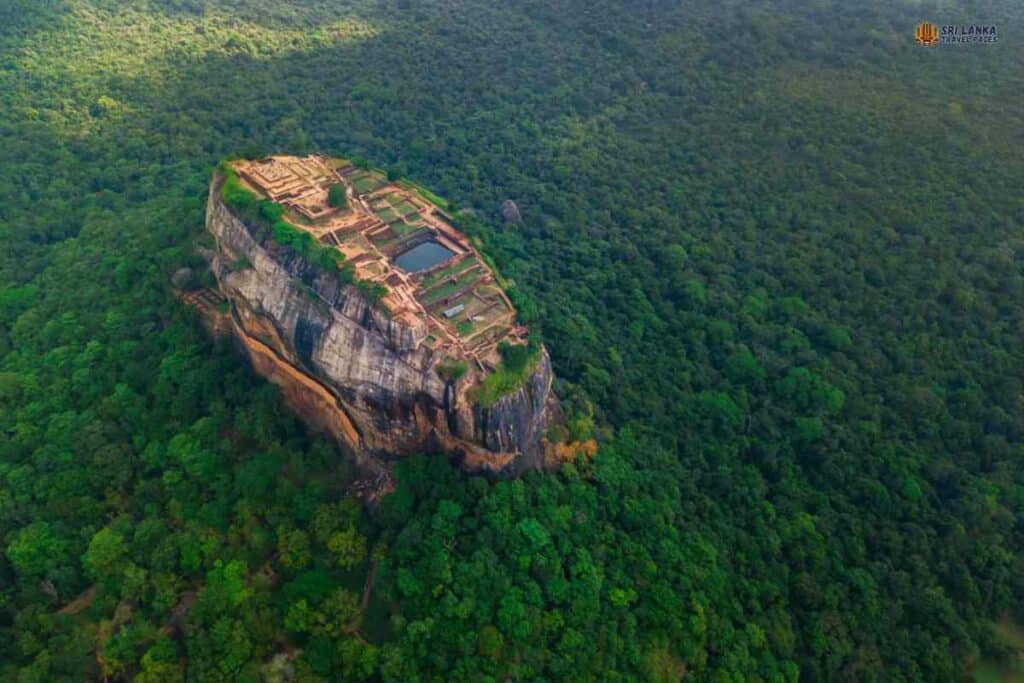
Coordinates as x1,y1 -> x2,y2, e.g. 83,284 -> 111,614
456,320 -> 474,336
422,269 -> 481,306
352,172 -> 385,194
400,180 -> 450,211
393,200 -> 419,216
389,220 -> 416,237
284,207 -> 315,226
420,259 -> 475,288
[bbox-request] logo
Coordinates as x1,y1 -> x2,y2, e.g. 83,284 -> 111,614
915,22 -> 998,46
915,22 -> 939,46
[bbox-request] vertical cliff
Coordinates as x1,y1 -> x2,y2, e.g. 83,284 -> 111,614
205,170 -> 558,475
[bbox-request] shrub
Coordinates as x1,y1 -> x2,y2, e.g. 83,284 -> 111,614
497,341 -> 531,374
386,164 -> 406,181
355,279 -> 388,304
436,360 -> 468,381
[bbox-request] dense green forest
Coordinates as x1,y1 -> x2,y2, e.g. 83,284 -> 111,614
1,0 -> 1023,680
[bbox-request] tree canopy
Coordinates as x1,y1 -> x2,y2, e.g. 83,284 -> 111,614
0,0 -> 1022,680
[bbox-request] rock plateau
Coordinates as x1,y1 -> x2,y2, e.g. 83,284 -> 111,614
204,155 -> 559,476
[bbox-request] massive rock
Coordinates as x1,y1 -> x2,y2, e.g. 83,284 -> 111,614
205,173 -> 558,475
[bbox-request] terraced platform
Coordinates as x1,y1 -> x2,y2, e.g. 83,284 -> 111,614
230,155 -> 527,370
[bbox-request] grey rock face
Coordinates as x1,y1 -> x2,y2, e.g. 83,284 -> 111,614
473,351 -> 556,476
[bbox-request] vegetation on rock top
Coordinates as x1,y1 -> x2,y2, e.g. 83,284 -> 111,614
470,340 -> 542,408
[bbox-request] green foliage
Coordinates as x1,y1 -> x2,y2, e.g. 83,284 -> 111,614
354,278 -> 387,304
414,185 -> 450,211
83,527 -> 127,581
6,522 -> 67,580
497,340 -> 531,373
724,346 -> 763,384
778,367 -> 845,415
276,526 -> 313,570
325,527 -> 366,570
436,359 -> 468,381
200,560 -> 252,614
695,390 -> 742,433
470,342 -> 541,408
0,1 -> 1022,681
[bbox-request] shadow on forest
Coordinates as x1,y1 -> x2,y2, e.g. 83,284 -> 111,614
72,0 -> 630,210
0,0 -> 69,40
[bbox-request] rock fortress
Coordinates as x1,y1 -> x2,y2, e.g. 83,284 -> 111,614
197,154 -> 573,486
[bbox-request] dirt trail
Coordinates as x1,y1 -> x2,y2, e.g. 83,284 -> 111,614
56,585 -> 96,616
359,558 -> 378,615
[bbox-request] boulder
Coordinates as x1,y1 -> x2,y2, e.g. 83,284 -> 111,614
500,199 -> 522,224
171,267 -> 195,289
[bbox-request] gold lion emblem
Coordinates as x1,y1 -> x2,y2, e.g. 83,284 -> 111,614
916,22 -> 939,46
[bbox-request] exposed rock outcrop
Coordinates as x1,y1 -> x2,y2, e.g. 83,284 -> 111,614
500,199 -> 522,224
206,173 -> 557,475
171,266 -> 195,289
